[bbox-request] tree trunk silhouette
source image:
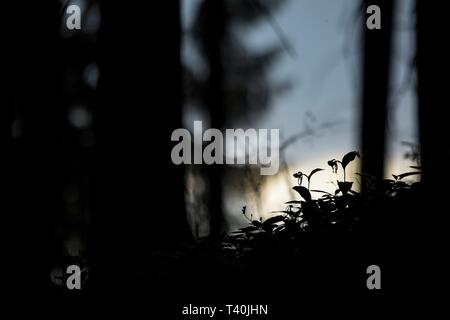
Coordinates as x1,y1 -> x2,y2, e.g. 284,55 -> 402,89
202,0 -> 227,238
416,1 -> 450,190
189,0 -> 287,237
415,1 -> 450,288
91,0 -> 190,290
360,0 -> 395,186
5,0 -> 62,293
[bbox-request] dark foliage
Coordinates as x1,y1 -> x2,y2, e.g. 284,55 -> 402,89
151,152 -> 423,309
222,151 -> 420,260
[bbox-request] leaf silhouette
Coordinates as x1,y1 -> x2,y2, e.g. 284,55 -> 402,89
341,151 -> 360,170
238,226 -> 258,233
337,181 -> 353,194
293,186 -> 312,202
308,168 -> 324,179
263,215 -> 285,227
393,171 -> 421,180
310,189 -> 332,195
252,220 -> 263,227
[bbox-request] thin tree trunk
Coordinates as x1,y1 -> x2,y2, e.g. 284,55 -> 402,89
416,1 -> 450,189
360,0 -> 395,186
203,0 -> 227,238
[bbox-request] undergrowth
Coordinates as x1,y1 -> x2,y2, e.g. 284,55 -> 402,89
221,151 -> 422,259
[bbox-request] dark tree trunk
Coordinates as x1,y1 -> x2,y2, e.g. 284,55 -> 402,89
5,1 -> 62,293
416,2 -> 450,190
90,0 -> 190,291
202,0 -> 227,238
415,0 -> 450,289
360,0 -> 395,185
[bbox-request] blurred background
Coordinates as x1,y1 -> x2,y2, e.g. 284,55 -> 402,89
182,0 -> 418,234
4,0 -> 448,297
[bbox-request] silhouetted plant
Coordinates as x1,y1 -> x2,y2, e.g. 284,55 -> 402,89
222,151 -> 420,259
293,168 -> 324,190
